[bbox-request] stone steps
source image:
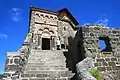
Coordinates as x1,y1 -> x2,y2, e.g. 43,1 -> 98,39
26,61 -> 66,65
28,57 -> 66,60
25,66 -> 68,71
21,77 -> 70,80
27,59 -> 66,62
25,63 -> 67,67
21,71 -> 74,78
25,65 -> 66,67
24,70 -> 72,73
22,50 -> 74,79
30,50 -> 65,57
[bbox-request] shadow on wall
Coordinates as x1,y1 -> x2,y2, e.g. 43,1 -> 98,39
63,36 -> 78,80
63,36 -> 74,72
63,27 -> 86,73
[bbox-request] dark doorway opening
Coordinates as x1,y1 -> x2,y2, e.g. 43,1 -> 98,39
98,37 -> 112,52
42,38 -> 50,50
61,44 -> 65,49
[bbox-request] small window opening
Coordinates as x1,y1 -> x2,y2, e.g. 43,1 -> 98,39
98,37 -> 112,52
55,17 -> 57,19
40,14 -> 44,17
64,27 -> 66,31
36,13 -> 40,17
10,59 -> 13,64
50,16 -> 53,19
98,40 -> 106,51
45,15 -> 49,19
14,59 -> 19,65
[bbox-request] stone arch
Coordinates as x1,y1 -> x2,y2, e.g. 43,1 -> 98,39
13,57 -> 19,65
40,14 -> 44,18
50,16 -> 53,19
45,15 -> 49,19
41,31 -> 51,38
35,13 -> 40,17
37,29 -> 43,35
98,36 -> 112,52
44,27 -> 49,31
54,17 -> 57,20
49,30 -> 54,36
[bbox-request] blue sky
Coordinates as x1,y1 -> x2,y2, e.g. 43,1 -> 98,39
0,0 -> 120,74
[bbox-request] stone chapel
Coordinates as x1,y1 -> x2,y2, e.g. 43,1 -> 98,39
3,7 -> 79,80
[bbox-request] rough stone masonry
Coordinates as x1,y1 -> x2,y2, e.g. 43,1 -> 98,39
2,7 -> 120,80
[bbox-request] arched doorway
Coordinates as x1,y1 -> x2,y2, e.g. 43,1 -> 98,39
41,32 -> 51,50
37,28 -> 55,50
42,38 -> 50,50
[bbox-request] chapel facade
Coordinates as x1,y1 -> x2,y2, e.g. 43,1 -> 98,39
28,7 -> 78,50
3,7 -> 79,80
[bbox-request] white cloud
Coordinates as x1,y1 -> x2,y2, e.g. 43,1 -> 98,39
95,14 -> 109,27
0,34 -> 8,40
95,18 -> 109,26
9,8 -> 23,22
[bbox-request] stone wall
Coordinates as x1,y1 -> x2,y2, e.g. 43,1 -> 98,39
81,25 -> 120,58
4,52 -> 22,77
93,52 -> 120,79
70,25 -> 120,79
72,25 -> 120,63
94,54 -> 120,72
4,7 -> 120,80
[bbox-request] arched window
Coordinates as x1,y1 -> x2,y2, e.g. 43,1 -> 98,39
40,14 -> 44,17
10,59 -> 13,64
45,15 -> 49,19
50,16 -> 53,19
36,13 -> 40,17
64,27 -> 66,31
14,59 -> 19,65
40,14 -> 44,18
54,17 -> 57,19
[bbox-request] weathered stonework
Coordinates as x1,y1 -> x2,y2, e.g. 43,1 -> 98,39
3,7 -> 78,80
2,7 -> 120,80
70,25 -> 120,79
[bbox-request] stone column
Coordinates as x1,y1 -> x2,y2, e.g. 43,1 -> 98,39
40,36 -> 42,50
38,34 -> 42,50
54,36 -> 57,50
51,36 -> 55,50
12,58 -> 15,65
32,34 -> 38,49
50,36 -> 51,50
53,37 -> 55,50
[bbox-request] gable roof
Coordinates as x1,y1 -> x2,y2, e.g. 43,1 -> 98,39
58,8 -> 79,26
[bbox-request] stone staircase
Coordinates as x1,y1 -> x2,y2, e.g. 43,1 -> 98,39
20,50 -> 75,80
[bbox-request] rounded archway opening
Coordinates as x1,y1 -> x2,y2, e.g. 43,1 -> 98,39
98,40 -> 106,51
98,36 -> 112,52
